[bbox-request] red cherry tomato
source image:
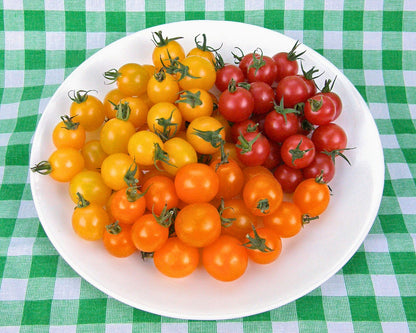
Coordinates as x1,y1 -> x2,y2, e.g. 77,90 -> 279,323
235,131 -> 271,167
281,134 -> 316,169
273,164 -> 304,193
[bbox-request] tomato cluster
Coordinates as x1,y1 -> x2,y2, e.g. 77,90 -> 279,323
32,32 -> 351,282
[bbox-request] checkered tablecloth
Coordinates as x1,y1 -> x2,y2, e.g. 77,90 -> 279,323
1,1 -> 415,332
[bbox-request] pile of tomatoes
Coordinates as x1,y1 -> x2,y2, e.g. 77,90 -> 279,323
32,31 -> 350,282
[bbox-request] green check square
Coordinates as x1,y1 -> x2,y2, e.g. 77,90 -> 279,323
29,255 -> 59,278
0,301 -> 25,326
385,86 -> 407,104
304,10 -> 323,30
264,10 -> 284,30
0,257 -> 6,276
343,11 -> 363,31
382,180 -> 396,197
50,300 -> 80,325
382,50 -> 402,70
21,300 -> 52,325
126,12 -> 146,32
78,299 -> 108,324
402,297 -> 416,321
24,31 -> 46,50
390,252 -> 416,274
65,50 -> 86,68
25,277 -> 55,300
343,50 -> 363,69
0,184 -> 25,201
379,214 -> 408,233
343,252 -> 369,274
106,12 -> 126,32
45,11 -> 65,31
145,12 -> 165,27
166,12 -> 186,23
24,10 -> 45,31
86,12 -> 105,32
105,298 -> 133,323
65,11 -> 86,32
269,301 -> 297,321
402,148 -> 416,163
383,11 -> 403,31
5,144 -> 30,166
133,308 -> 161,322
189,321 -> 218,332
391,119 -> 415,134
185,11 -> 205,20
349,296 -> 380,321
296,296 -> 325,320
4,10 -> 24,31
0,219 -> 16,237
22,85 -> 44,101
3,256 -> 32,278
322,297 -> 353,321
225,11 -> 245,22
24,50 -> 46,70
185,0 -> 205,11
284,11 -> 303,30
243,311 -> 271,321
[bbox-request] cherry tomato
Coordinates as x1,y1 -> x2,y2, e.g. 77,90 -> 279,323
103,222 -> 137,258
242,165 -> 273,184
176,88 -> 213,122
304,94 -> 336,126
127,130 -> 164,167
104,63 -> 149,97
230,119 -> 259,143
246,49 -> 278,85
52,115 -> 86,149
218,80 -> 254,122
220,198 -> 258,242
318,78 -> 343,120
281,134 -> 315,169
187,33 -> 218,63
31,148 -> 84,183
69,170 -> 112,206
152,31 -> 185,70
202,235 -> 248,282
175,202 -> 221,247
110,187 -> 147,224
273,164 -> 304,193
119,96 -> 149,129
302,152 -> 335,183
311,123 -> 348,153
100,153 -> 140,191
131,213 -> 169,252
103,88 -> 126,120
233,49 -> 253,77
262,141 -> 281,170
162,137 -> 198,176
69,90 -> 105,131
275,75 -> 314,108
100,116 -> 136,155
243,226 -> 282,264
243,174 -> 283,216
186,116 -> 226,155
147,70 -> 180,104
249,81 -> 275,115
142,175 -> 179,215
209,157 -> 244,200
272,41 -> 304,82
215,63 -> 245,92
147,102 -> 182,140
72,195 -> 110,241
81,140 -> 108,171
264,104 -> 301,143
174,163 -> 219,204
178,55 -> 216,91
235,131 -> 271,167
153,237 -> 199,278
293,177 -> 330,217
263,201 -> 303,238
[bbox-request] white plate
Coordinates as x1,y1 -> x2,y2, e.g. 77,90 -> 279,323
30,20 -> 384,320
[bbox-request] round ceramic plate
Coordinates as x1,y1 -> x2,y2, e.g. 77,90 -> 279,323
30,20 -> 384,320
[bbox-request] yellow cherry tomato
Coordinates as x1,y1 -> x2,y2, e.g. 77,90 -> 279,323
147,102 -> 182,141
162,137 -> 198,176
103,88 -> 126,120
151,31 -> 185,70
99,115 -> 136,155
128,130 -> 164,167
69,170 -> 112,206
100,153 -> 140,191
178,55 -> 216,91
147,70 -> 180,104
187,33 -> 218,64
119,96 -> 149,129
81,140 -> 108,171
52,115 -> 86,150
176,88 -> 214,122
104,63 -> 149,97
186,116 -> 226,155
69,90 -> 105,132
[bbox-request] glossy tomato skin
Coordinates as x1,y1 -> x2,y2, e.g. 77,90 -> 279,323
249,81 -> 276,115
52,119 -> 86,150
209,157 -> 244,200
115,63 -> 150,97
302,152 -> 335,183
162,137 -> 198,176
218,86 -> 254,123
215,64 -> 245,92
236,131 -> 271,167
293,178 -> 330,217
175,202 -> 221,248
47,148 -> 85,182
275,75 -> 311,108
273,52 -> 299,82
246,54 -> 278,86
281,134 -> 316,169
202,235 -> 248,282
304,94 -> 337,126
110,187 -> 147,225
243,174 -> 283,216
100,153 -> 139,191
230,119 -> 259,143
103,223 -> 137,258
264,110 -> 300,143
174,163 -> 219,204
69,170 -> 112,206
100,117 -> 136,155
72,203 -> 110,241
131,213 -> 169,252
69,94 -> 105,132
81,140 -> 108,171
142,175 -> 179,216
311,123 -> 348,153
322,91 -> 342,120
153,237 -> 199,278
262,140 -> 282,170
245,227 -> 282,264
273,164 -> 304,193
263,201 -> 303,238
179,55 -> 216,91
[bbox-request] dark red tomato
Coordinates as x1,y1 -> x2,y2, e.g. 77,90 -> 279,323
232,49 -> 253,77
304,94 -> 337,126
218,81 -> 254,122
215,64 -> 245,92
273,164 -> 303,193
275,75 -> 312,108
302,152 -> 335,183
246,50 -> 278,86
301,75 -> 317,99
281,134 -> 315,169
249,81 -> 275,115
311,123 -> 347,153
250,113 -> 267,133
264,108 -> 300,143
319,79 -> 343,120
236,131 -> 271,167
230,119 -> 259,143
262,141 -> 281,170
272,41 -> 305,82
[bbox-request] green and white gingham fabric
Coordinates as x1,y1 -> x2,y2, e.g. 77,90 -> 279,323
1,1 -> 415,332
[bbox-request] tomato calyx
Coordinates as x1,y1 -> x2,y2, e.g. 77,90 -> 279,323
236,81 -> 252,91
302,214 -> 320,225
273,97 -> 300,123
322,148 -> 355,166
153,142 -> 176,171
308,96 -> 324,112
161,53 -> 200,81
103,69 -> 121,84
218,198 -> 236,227
111,101 -> 131,121
152,204 -> 177,228
30,160 -> 52,175
300,63 -> 323,81
141,251 -> 154,260
152,30 -> 183,47
153,110 -> 179,141
153,68 -> 167,82
105,221 -> 122,235
214,52 -> 225,70
256,199 -> 271,215
176,90 -> 203,108
192,127 -> 224,150
123,162 -> 139,188
231,47 -> 245,64
60,115 -> 80,130
287,40 -> 306,61
319,77 -> 337,93
194,33 -> 222,53
242,225 -> 273,252
289,139 -> 312,165
75,192 -> 90,209
236,131 -> 261,154
68,89 -> 95,104
248,48 -> 266,75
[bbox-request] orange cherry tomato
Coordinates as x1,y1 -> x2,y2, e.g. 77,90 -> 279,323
293,177 -> 330,217
103,222 -> 137,258
131,213 -> 169,252
69,90 -> 105,132
110,187 -> 147,225
263,201 -> 303,238
210,157 -> 244,200
142,175 -> 179,216
244,227 -> 282,264
52,115 -> 86,150
81,140 -> 108,171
